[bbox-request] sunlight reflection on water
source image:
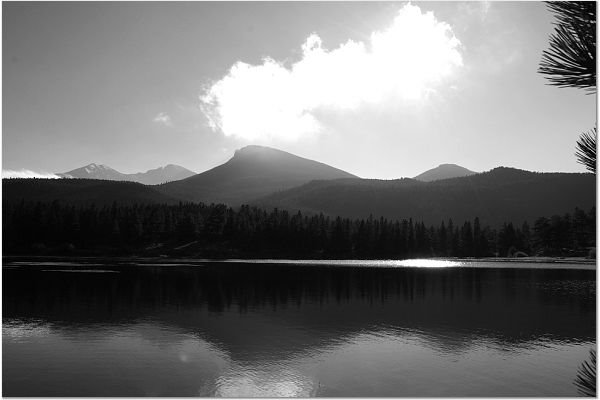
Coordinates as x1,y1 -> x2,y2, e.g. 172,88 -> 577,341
225,258 -> 465,268
3,320 -> 52,339
393,259 -> 464,268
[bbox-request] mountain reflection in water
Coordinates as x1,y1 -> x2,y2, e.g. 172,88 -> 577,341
3,261 -> 596,397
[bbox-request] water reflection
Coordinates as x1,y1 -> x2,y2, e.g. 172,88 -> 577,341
393,259 -> 464,267
227,258 -> 466,268
575,349 -> 597,397
211,366 -> 318,397
3,261 -> 596,396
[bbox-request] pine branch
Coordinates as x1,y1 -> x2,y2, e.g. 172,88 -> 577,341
539,1 -> 596,92
575,349 -> 596,397
575,127 -> 596,173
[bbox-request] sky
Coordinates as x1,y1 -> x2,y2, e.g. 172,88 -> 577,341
2,1 -> 597,179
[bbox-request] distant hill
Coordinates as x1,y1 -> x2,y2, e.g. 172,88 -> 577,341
254,167 -> 595,227
157,145 -> 357,205
3,178 -> 180,206
57,163 -> 196,185
414,164 -> 476,182
128,165 -> 197,185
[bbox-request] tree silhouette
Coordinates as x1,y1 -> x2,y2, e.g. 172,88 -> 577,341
574,349 -> 596,397
575,127 -> 596,173
539,1 -> 596,91
539,1 -> 596,174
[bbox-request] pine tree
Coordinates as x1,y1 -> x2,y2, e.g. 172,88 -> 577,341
539,1 -> 596,173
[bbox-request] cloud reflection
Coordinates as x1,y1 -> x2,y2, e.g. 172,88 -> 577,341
212,367 -> 318,397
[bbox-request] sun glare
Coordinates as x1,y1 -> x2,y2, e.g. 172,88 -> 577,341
201,3 -> 463,142
394,259 -> 465,268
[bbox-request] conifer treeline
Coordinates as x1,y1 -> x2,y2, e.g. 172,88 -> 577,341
3,201 -> 596,258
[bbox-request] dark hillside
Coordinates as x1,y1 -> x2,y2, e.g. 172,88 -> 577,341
255,167 -> 595,227
3,178 -> 180,206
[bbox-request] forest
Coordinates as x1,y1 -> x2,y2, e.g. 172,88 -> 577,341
3,200 -> 595,259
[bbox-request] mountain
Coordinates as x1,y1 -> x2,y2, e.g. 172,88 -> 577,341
254,167 -> 595,227
57,163 -> 126,180
157,145 -> 357,205
414,164 -> 476,182
3,178 -> 180,206
128,164 -> 197,185
57,163 -> 196,185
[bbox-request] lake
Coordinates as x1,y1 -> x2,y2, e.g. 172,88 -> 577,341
2,258 -> 596,397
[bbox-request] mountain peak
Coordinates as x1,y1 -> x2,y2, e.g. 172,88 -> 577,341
230,145 -> 336,169
438,163 -> 461,168
236,144 -> 272,153
414,164 -> 476,182
233,145 -> 291,160
85,163 -> 111,170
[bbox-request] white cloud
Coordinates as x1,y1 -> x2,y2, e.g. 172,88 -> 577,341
201,3 -> 463,142
153,112 -> 172,126
2,169 -> 62,179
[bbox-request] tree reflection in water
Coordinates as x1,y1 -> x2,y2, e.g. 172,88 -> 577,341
575,349 -> 596,397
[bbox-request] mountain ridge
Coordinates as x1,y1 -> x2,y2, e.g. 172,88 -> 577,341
57,163 -> 196,185
4,147 -> 594,229
253,166 -> 595,227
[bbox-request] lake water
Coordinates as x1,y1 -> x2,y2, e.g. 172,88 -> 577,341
2,259 -> 596,397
